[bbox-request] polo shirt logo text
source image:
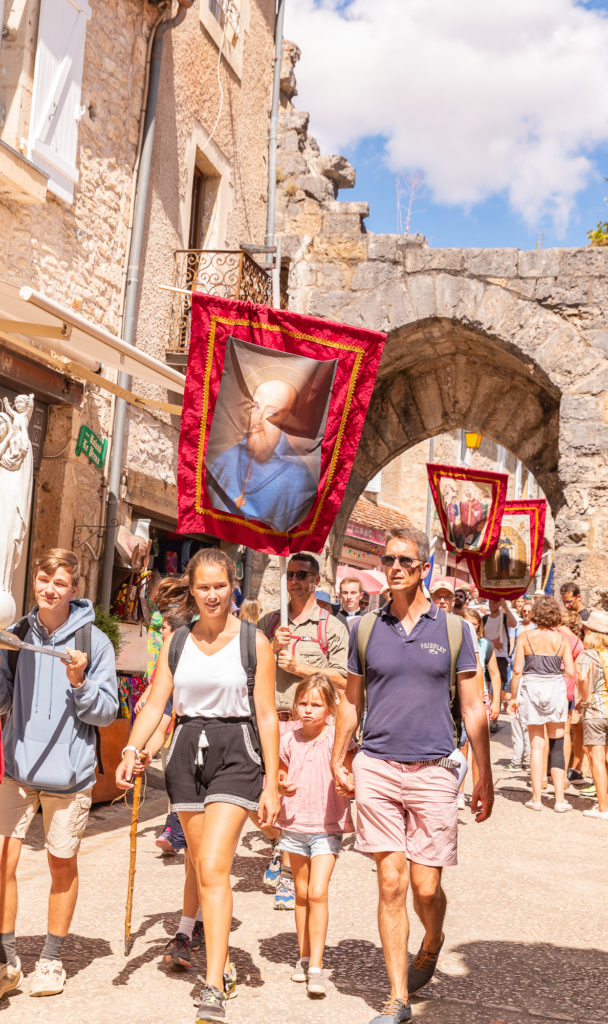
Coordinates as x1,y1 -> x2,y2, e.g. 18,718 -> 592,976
419,642 -> 447,655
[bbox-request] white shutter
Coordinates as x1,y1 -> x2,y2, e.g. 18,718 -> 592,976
27,0 -> 91,203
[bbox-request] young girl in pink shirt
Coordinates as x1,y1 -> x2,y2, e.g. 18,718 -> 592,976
278,673 -> 356,998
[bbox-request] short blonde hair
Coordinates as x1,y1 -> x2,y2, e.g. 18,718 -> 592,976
584,630 -> 608,653
33,548 -> 80,587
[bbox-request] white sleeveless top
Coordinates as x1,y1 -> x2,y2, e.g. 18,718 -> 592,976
172,634 -> 249,718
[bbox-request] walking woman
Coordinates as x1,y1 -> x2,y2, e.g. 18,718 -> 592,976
510,596 -> 575,813
116,548 -> 279,1023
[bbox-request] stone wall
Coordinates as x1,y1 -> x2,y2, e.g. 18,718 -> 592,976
265,41 -> 608,610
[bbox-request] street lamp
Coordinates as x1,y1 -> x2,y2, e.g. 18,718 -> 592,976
465,431 -> 482,451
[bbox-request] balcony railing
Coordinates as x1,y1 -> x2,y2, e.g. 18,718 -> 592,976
167,249 -> 274,359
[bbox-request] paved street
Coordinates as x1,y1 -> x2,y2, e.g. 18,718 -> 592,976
2,718 -> 607,1024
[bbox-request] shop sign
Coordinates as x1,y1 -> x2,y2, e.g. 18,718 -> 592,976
76,424 -> 107,468
345,520 -> 386,545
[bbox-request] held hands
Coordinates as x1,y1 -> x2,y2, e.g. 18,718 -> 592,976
257,786 -> 280,828
332,762 -> 355,799
62,647 -> 87,688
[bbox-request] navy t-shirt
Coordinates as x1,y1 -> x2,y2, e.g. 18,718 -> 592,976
348,602 -> 477,762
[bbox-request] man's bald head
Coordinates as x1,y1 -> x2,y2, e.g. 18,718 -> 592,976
246,378 -> 297,463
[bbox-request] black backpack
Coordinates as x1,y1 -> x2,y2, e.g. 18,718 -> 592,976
6,617 -> 103,775
168,620 -> 263,768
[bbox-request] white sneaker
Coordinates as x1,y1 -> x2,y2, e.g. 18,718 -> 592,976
553,801 -> 573,814
0,957 -> 23,999
29,959 -> 66,997
525,799 -> 543,811
583,806 -> 608,819
457,793 -> 466,810
307,968 -> 327,997
291,957 -> 309,982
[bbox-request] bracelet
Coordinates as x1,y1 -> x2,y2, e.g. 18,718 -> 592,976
121,745 -> 140,759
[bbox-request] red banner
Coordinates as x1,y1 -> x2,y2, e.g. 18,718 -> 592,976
427,463 -> 508,559
178,294 -> 386,555
467,499 -> 547,600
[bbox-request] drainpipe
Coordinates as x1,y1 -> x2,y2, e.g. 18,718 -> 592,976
100,1 -> 193,608
243,0 -> 285,600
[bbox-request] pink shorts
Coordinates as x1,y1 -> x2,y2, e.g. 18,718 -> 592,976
352,750 -> 459,867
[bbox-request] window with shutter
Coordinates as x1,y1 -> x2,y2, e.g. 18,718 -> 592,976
27,0 -> 91,204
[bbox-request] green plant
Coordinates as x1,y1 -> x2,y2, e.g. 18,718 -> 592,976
94,604 -> 124,657
588,179 -> 608,246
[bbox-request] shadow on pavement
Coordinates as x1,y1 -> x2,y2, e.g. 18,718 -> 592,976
14,932 -> 113,979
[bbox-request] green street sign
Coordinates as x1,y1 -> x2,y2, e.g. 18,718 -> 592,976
75,424 -> 107,468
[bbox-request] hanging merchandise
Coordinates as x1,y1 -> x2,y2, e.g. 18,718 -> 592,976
467,499 -> 547,600
177,294 -> 386,555
427,463 -> 508,559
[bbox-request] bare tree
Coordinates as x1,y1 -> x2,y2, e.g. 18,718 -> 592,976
395,170 -> 426,235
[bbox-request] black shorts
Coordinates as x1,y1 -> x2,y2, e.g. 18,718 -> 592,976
164,716 -> 264,814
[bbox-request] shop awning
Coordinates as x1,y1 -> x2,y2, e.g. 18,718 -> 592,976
0,281 -> 184,413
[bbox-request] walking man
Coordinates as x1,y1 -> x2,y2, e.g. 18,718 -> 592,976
0,549 -> 118,998
259,552 -> 348,907
331,527 -> 493,1024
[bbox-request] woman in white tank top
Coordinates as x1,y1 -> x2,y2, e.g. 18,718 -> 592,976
116,549 -> 279,1023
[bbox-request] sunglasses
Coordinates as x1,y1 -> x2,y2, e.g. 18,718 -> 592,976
286,570 -> 314,581
380,554 -> 422,570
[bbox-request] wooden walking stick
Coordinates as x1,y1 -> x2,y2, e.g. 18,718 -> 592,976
124,771 -> 143,955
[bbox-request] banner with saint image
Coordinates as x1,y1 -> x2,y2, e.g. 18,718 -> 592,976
427,463 -> 508,559
466,499 -> 547,600
178,293 -> 386,555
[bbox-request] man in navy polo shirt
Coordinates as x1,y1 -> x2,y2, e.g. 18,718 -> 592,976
332,526 -> 494,1024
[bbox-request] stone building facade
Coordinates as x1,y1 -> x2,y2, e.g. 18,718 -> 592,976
0,0 -> 276,614
266,41 -> 608,610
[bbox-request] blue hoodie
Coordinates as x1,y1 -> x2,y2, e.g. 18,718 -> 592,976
0,599 -> 118,793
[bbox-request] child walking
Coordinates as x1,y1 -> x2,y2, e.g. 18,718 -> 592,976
277,674 -> 355,998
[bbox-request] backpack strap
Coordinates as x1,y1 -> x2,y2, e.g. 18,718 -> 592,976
168,624 -> 193,676
5,616 -> 30,679
356,610 -> 381,691
239,620 -> 264,769
446,612 -> 464,745
317,608 -> 330,657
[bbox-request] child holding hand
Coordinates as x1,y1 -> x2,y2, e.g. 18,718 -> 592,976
278,674 -> 356,998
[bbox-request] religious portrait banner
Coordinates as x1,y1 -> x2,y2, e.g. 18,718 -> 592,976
427,463 -> 508,559
466,499 -> 547,600
178,293 -> 386,555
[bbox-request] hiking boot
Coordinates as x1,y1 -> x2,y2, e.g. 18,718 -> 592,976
195,983 -> 226,1023
223,961 -> 237,1000
307,968 -> 328,997
155,827 -> 178,855
263,843 -> 282,890
29,959 -> 66,997
273,875 -> 295,910
191,920 -> 205,951
0,957 -> 22,999
291,957 -> 309,982
368,996 -> 412,1023
407,934 -> 444,995
163,932 -> 191,968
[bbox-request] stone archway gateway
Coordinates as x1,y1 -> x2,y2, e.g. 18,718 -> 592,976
270,43 -> 608,609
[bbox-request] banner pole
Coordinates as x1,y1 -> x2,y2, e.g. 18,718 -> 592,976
279,555 -> 288,627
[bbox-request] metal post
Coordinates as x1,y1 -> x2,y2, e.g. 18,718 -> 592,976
279,555 -> 288,626
265,0 -> 285,257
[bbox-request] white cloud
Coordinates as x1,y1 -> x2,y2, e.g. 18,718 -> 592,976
284,0 -> 608,232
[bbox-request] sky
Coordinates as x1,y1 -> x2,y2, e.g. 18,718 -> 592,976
283,0 -> 608,249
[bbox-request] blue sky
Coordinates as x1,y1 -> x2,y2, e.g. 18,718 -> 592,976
285,0 -> 608,249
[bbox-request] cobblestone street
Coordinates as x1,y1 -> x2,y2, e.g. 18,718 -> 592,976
2,719 -> 607,1024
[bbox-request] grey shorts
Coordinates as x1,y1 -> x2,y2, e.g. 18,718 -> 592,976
583,717 -> 608,747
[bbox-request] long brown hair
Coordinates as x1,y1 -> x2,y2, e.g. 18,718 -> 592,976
154,548 -> 236,618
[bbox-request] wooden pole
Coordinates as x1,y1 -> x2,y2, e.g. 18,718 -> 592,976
124,772 -> 143,955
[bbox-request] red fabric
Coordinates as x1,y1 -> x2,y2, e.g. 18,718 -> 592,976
427,463 -> 508,559
178,293 -> 385,555
467,499 -> 547,600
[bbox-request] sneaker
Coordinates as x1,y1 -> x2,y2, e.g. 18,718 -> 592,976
583,806 -> 608,819
291,957 -> 309,982
263,843 -> 282,890
504,762 -> 523,771
457,793 -> 466,810
29,959 -> 66,997
525,799 -> 543,811
489,721 -> 499,734
155,827 -> 178,855
368,996 -> 412,1023
554,801 -> 573,813
195,983 -> 226,1023
223,961 -> 237,1000
163,932 -> 191,969
191,920 -> 205,951
581,784 -> 597,797
407,934 -> 444,995
307,968 -> 327,997
567,768 -> 584,783
274,875 -> 295,910
0,957 -> 23,999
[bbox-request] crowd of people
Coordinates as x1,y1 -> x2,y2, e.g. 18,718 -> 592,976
0,541 -> 606,1024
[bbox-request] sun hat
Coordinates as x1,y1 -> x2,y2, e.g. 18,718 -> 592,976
429,577 -> 455,595
585,610 -> 608,634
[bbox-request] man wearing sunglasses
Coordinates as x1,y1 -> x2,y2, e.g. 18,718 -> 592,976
331,527 -> 494,1024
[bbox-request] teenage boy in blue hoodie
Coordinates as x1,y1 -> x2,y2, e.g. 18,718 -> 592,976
0,548 -> 118,999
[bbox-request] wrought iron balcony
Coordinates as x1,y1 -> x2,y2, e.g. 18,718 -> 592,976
166,249 -> 274,362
